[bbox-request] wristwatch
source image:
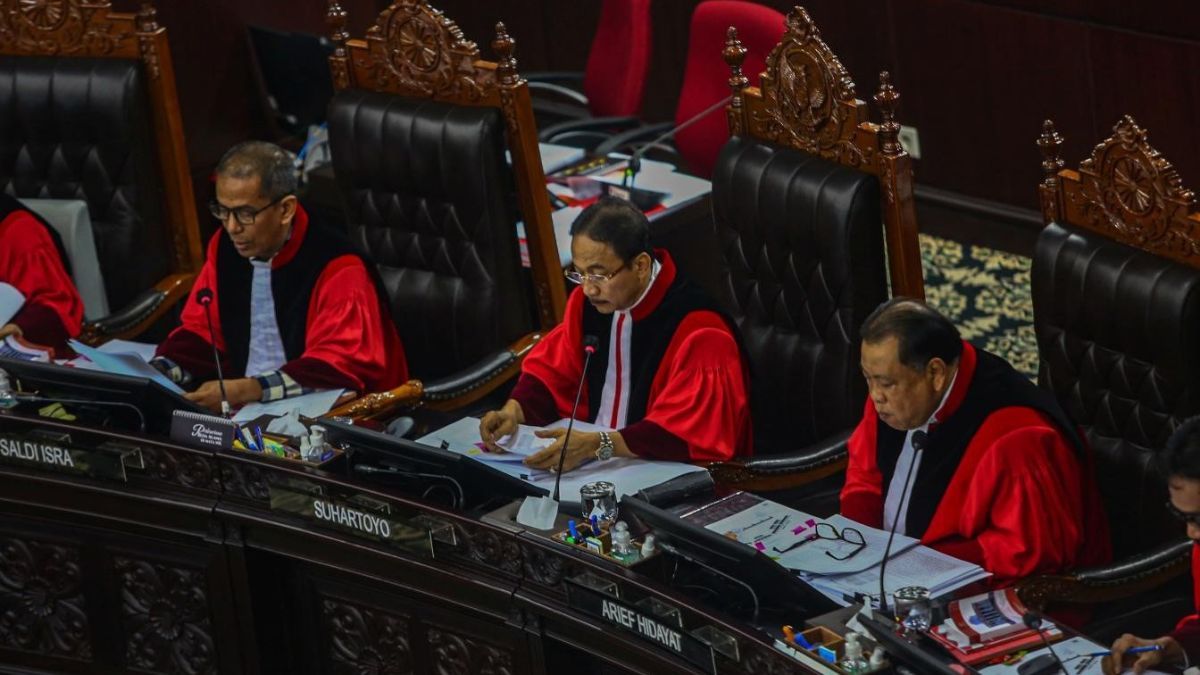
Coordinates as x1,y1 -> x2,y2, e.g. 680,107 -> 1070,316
595,431 -> 615,461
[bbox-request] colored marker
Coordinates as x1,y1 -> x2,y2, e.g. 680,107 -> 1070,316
567,520 -> 579,540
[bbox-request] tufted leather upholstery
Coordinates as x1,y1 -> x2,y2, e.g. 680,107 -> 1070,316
1033,221 -> 1200,560
0,57 -> 167,311
711,136 -> 888,455
328,89 -> 532,381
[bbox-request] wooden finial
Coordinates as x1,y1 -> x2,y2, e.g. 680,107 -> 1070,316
1038,119 -> 1064,185
874,71 -> 901,156
136,2 -> 158,32
493,22 -> 518,85
327,1 -> 349,54
723,26 -> 749,95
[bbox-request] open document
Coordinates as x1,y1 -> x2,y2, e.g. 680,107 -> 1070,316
68,339 -> 184,394
417,416 -> 707,500
0,282 -> 24,326
683,491 -> 989,607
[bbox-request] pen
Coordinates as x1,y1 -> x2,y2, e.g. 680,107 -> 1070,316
1084,645 -> 1163,658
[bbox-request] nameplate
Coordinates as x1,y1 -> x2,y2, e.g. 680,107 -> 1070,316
267,482 -> 431,555
565,580 -> 716,674
0,433 -> 127,481
170,410 -> 236,450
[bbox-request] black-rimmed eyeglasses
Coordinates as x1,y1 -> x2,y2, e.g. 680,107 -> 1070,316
772,522 -> 866,561
209,194 -> 287,226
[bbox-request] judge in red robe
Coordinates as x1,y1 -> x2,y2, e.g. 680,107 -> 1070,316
479,197 -> 751,472
840,299 -> 1110,587
153,141 -> 407,412
1103,417 -> 1200,674
0,193 -> 84,353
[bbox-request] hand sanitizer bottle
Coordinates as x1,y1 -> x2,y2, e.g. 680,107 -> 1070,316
837,633 -> 869,674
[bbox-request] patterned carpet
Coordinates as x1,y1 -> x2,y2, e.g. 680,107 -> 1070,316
919,234 -> 1039,379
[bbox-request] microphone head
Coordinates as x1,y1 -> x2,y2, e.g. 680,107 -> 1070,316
196,288 -> 214,306
911,430 -> 928,451
583,334 -> 599,354
1022,611 -> 1043,631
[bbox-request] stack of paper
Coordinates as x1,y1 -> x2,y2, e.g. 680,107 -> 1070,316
684,491 -> 989,608
417,416 -> 707,500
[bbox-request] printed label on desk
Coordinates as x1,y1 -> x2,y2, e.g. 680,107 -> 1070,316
0,433 -> 126,481
267,483 -> 431,555
566,581 -> 717,674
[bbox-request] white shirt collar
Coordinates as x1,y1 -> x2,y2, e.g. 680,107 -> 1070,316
926,366 -> 959,428
618,259 -> 662,316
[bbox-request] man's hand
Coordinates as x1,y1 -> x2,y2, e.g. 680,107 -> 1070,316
524,429 -> 600,473
1102,634 -> 1183,675
0,323 -> 21,340
184,378 -> 262,413
479,399 -> 524,451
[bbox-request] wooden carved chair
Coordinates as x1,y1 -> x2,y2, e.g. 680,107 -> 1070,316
323,0 -> 563,421
704,7 -> 924,503
0,0 -> 202,342
1017,117 -> 1200,638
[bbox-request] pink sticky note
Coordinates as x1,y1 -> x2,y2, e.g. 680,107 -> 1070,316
792,518 -> 817,535
754,541 -> 766,551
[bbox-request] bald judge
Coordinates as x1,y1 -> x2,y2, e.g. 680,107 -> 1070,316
840,299 -> 1110,584
479,197 -> 752,472
153,141 -> 408,412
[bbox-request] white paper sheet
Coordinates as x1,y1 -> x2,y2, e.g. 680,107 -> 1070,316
96,339 -> 158,361
417,416 -> 707,499
978,636 -> 1169,675
806,544 -> 990,605
0,282 -> 25,326
232,388 -> 346,422
68,339 -> 184,394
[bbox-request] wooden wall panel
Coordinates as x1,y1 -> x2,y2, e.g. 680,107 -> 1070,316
889,0 -> 1095,208
108,0 -> 1200,230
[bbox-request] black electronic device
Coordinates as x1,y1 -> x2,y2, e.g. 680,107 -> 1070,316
0,357 -> 201,435
618,494 -> 838,624
857,613 -> 980,675
247,25 -> 335,137
323,419 -> 541,513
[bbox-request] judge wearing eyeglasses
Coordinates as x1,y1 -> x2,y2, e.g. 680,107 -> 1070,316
479,197 -> 752,473
1103,417 -> 1200,675
152,141 -> 408,412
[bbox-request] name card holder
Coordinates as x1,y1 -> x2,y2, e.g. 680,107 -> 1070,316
565,573 -> 721,674
0,429 -> 133,482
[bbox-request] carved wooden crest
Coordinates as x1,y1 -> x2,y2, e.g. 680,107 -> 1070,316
328,0 -> 516,105
730,6 -> 884,170
326,0 -> 565,327
1041,116 -> 1200,268
721,5 -> 925,300
0,0 -> 145,58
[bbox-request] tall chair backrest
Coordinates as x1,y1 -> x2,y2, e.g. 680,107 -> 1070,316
675,0 -> 784,178
713,7 -> 924,453
0,0 -> 201,314
325,0 -> 564,381
583,0 -> 653,118
1035,117 -> 1200,560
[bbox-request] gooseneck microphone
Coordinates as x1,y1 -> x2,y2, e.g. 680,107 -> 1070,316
194,289 -> 231,417
621,95 -> 733,190
878,429 -> 926,615
1023,611 -> 1068,674
551,335 -> 600,502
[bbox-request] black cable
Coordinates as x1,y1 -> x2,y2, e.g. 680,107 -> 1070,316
660,540 -> 760,625
353,463 -> 464,510
1024,612 -> 1068,674
11,393 -> 146,433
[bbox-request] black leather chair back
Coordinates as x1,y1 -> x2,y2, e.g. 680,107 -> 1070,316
0,57 -> 168,310
328,89 -> 532,381
712,136 -> 888,455
1033,221 -> 1200,559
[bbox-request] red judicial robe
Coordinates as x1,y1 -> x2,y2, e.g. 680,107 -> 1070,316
840,341 -> 1110,586
0,194 -> 84,353
1170,543 -> 1200,663
155,205 -> 407,397
511,250 -> 751,462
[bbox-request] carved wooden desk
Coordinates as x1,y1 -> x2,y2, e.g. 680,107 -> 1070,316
0,412 -> 825,674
